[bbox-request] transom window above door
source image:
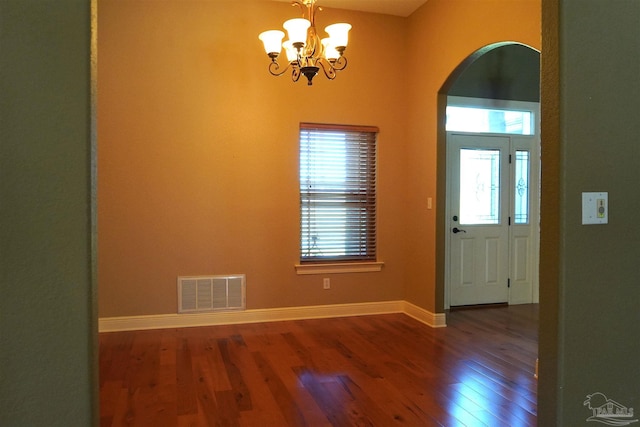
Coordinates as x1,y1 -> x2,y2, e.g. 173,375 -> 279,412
446,96 -> 535,135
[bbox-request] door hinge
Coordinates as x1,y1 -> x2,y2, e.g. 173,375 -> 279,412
509,154 -> 512,163
508,278 -> 511,288
508,216 -> 511,226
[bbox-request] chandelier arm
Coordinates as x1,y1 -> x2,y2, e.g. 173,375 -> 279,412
291,1 -> 320,20
317,58 -> 337,80
268,60 -> 292,77
291,1 -> 305,15
302,17 -> 321,62
308,1 -> 317,26
291,66 -> 301,82
332,55 -> 347,71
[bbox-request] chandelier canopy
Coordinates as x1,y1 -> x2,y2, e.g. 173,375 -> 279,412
258,0 -> 351,86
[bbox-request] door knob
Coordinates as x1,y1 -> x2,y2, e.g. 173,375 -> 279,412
452,227 -> 467,234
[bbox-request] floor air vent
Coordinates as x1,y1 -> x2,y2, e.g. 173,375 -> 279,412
178,275 -> 245,313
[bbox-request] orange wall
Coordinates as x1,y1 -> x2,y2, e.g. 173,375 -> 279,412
98,0 -> 541,317
404,0 -> 541,312
98,0 -> 409,316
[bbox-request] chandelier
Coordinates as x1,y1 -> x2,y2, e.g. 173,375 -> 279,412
258,0 -> 351,86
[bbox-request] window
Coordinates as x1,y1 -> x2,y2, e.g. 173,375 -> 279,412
446,105 -> 533,135
459,148 -> 501,225
299,123 -> 378,263
514,150 -> 530,224
446,102 -> 534,135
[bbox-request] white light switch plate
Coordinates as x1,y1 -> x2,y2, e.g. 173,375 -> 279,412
582,192 -> 608,225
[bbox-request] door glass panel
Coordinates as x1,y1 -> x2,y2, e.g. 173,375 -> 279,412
446,106 -> 533,135
459,149 -> 500,225
514,150 -> 530,224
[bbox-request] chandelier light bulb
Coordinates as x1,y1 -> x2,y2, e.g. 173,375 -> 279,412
283,18 -> 311,48
324,23 -> 351,49
283,40 -> 298,63
321,38 -> 340,61
258,30 -> 285,57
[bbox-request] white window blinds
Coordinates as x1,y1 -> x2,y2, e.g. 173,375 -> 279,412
299,123 -> 378,262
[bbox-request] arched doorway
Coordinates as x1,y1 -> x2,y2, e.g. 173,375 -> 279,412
436,42 -> 541,309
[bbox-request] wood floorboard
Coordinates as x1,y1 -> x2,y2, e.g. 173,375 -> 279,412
100,304 -> 538,426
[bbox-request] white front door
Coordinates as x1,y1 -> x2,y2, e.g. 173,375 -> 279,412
447,132 -> 539,307
449,134 -> 510,306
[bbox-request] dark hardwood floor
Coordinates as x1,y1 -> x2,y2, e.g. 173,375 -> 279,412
99,304 -> 538,426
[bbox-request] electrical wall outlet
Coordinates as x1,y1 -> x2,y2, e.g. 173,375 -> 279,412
323,278 -> 330,289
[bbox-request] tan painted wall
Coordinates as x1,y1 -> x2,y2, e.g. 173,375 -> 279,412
98,0 -> 409,316
404,0 -> 541,312
98,0 -> 541,317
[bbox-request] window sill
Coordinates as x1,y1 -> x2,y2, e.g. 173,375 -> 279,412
295,261 -> 384,275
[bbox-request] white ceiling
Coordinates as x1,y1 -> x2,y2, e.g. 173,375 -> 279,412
272,0 -> 429,18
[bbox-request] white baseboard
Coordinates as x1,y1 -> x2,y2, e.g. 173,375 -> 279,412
99,300 -> 447,332
401,301 -> 447,328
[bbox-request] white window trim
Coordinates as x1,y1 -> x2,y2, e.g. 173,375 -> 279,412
295,261 -> 384,275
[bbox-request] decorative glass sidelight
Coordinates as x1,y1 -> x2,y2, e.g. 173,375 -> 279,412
514,150 -> 530,224
459,149 -> 500,225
